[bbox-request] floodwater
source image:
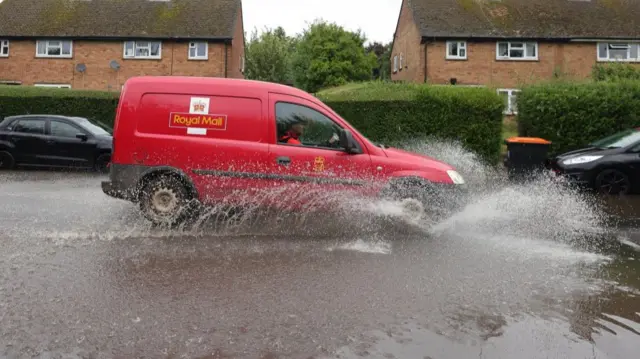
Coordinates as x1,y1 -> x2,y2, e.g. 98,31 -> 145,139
1,142 -> 639,359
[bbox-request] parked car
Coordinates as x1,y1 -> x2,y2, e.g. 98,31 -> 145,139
547,127 -> 640,195
101,76 -> 467,225
0,114 -> 113,173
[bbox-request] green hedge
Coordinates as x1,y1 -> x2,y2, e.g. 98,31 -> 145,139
318,82 -> 505,164
0,82 -> 505,164
0,85 -> 119,127
592,63 -> 640,82
517,81 -> 640,156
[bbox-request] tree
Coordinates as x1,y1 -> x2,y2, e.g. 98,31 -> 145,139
366,41 -> 392,81
291,19 -> 378,93
244,26 -> 296,84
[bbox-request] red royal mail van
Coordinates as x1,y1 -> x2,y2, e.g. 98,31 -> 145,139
101,76 -> 467,225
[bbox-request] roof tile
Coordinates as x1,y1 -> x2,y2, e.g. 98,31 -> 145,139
409,0 -> 640,39
0,0 -> 240,39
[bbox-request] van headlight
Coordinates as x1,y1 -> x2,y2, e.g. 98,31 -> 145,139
447,170 -> 465,185
562,155 -> 603,165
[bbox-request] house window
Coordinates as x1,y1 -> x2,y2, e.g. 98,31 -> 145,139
0,40 -> 9,57
123,41 -> 162,59
496,41 -> 538,60
399,53 -> 404,70
36,40 -> 73,58
597,42 -> 640,62
34,83 -> 71,89
446,41 -> 467,60
393,55 -> 398,73
241,55 -> 245,73
498,89 -> 521,115
188,41 -> 208,60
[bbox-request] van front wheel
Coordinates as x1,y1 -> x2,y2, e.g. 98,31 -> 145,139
139,175 -> 190,226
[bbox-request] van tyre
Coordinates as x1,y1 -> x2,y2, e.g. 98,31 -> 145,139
0,151 -> 14,170
594,169 -> 631,195
139,175 -> 190,226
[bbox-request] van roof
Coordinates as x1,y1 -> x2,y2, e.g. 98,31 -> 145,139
123,76 -> 318,102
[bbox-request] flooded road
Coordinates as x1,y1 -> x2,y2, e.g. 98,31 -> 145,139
1,170 -> 639,359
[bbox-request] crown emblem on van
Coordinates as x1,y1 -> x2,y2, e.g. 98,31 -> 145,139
193,102 -> 206,112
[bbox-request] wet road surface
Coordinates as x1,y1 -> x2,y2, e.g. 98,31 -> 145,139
1,170 -> 639,359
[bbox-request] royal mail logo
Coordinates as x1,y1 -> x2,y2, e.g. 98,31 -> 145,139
192,102 -> 206,113
169,112 -> 228,130
189,97 -> 210,114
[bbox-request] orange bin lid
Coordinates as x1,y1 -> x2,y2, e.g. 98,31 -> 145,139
505,136 -> 552,145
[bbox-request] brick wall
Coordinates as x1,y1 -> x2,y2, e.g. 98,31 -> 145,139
0,37 -> 242,91
410,41 -> 640,88
226,4 -> 246,79
390,0 -> 424,83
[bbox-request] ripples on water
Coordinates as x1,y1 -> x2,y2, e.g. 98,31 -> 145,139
2,137 -> 640,359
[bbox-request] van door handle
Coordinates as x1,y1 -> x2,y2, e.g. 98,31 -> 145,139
276,156 -> 291,166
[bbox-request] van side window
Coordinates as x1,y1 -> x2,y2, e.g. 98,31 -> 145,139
275,102 -> 343,150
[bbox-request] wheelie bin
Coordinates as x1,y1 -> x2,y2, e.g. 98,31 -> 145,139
503,137 -> 552,181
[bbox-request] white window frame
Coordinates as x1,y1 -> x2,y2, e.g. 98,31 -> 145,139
496,41 -> 538,61
497,88 -> 521,115
0,40 -> 9,57
123,40 -> 162,59
393,55 -> 398,73
597,42 -> 640,62
446,41 -> 467,60
188,41 -> 208,60
399,52 -> 404,70
241,55 -> 245,73
34,83 -> 72,89
36,40 -> 73,58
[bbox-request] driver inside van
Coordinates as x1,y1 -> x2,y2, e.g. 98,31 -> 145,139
278,115 -> 341,147
279,118 -> 306,145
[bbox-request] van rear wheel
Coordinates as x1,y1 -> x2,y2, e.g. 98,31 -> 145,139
139,175 -> 190,226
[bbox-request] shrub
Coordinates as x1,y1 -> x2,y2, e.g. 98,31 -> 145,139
0,85 -> 119,127
317,82 -> 505,165
592,63 -> 640,82
0,82 -> 505,164
517,81 -> 640,156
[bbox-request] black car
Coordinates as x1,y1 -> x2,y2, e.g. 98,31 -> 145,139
548,128 -> 640,195
0,114 -> 113,173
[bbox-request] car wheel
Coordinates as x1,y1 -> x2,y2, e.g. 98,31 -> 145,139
594,169 -> 631,195
382,178 -> 443,222
139,175 -> 190,226
94,154 -> 111,174
0,151 -> 15,170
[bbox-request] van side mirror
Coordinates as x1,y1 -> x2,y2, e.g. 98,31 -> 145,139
76,133 -> 88,141
339,129 -> 360,154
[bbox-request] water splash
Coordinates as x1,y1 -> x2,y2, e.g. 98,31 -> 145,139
395,136 -> 618,262
1,137 -> 624,262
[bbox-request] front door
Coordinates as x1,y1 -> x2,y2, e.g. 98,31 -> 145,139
46,118 -> 97,167
266,94 -> 374,210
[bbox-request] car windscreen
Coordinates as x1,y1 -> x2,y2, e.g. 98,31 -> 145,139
75,118 -> 112,135
590,128 -> 640,149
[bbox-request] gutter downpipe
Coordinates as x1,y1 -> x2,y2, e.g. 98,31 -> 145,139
224,42 -> 228,78
423,37 -> 428,83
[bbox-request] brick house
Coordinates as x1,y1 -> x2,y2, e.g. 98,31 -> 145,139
390,0 -> 640,115
0,0 -> 245,91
